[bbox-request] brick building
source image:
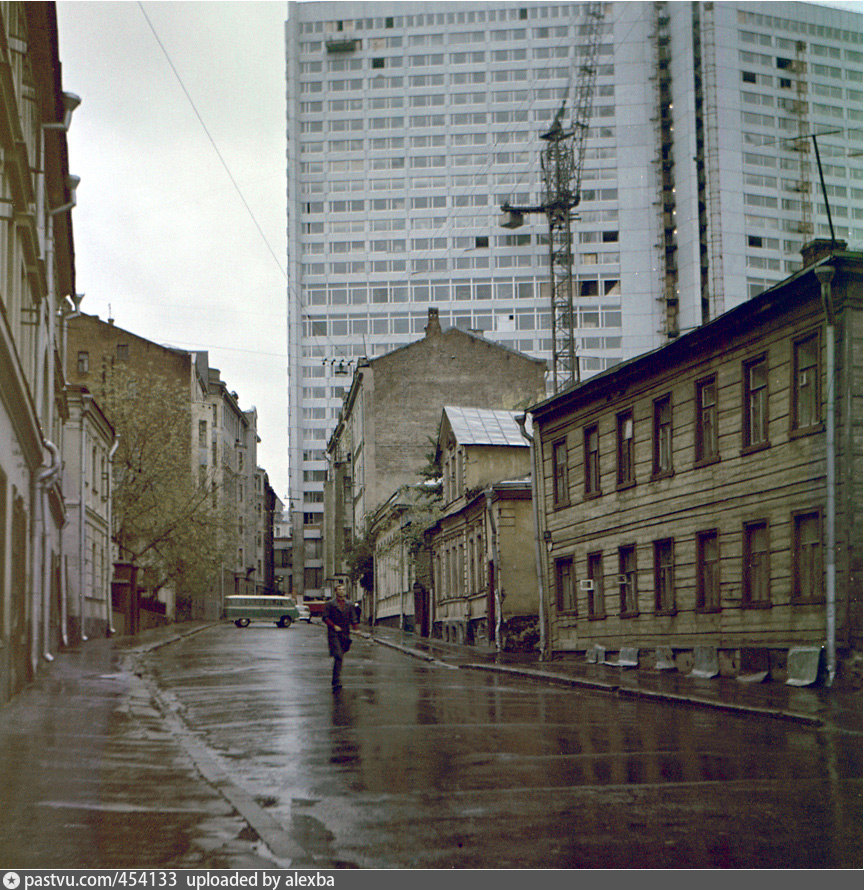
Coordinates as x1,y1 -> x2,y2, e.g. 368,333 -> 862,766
323,307 -> 547,606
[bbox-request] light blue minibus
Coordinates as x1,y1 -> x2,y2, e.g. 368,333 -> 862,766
224,595 -> 300,628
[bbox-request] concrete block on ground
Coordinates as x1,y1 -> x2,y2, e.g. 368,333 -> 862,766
586,644 -> 606,664
786,646 -> 824,687
618,646 -> 639,668
690,645 -> 719,679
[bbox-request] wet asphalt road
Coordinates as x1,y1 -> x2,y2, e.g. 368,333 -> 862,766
134,622 -> 861,869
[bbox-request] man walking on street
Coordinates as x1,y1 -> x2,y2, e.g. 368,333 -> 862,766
323,583 -> 358,691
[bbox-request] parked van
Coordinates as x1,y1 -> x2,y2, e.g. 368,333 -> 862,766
225,595 -> 300,628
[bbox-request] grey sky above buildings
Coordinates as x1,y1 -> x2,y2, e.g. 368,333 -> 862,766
55,0 -> 861,502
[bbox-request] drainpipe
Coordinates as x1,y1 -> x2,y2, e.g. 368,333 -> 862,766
105,436 -> 120,635
516,413 -> 547,660
78,400 -> 89,642
484,488 -> 502,652
35,440 -> 61,666
814,263 -> 836,686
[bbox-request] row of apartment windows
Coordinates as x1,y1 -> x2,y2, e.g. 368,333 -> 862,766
298,104 -> 618,129
551,331 -> 822,506
301,5 -> 592,34
304,277 -> 619,305
737,8 -> 860,43
305,308 -> 622,340
300,251 -> 620,277
303,52 -> 611,76
301,233 -> 617,254
554,510 -> 824,619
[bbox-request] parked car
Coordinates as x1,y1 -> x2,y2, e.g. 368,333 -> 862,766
224,595 -> 300,628
296,601 -> 312,623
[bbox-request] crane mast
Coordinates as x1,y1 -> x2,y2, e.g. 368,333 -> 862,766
501,2 -> 605,392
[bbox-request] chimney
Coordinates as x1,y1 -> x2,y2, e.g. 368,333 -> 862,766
801,238 -> 846,268
425,307 -> 442,337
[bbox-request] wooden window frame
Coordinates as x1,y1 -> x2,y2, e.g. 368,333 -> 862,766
652,394 -> 674,479
790,329 -> 823,437
583,423 -> 601,498
653,538 -> 676,615
552,437 -> 570,508
696,530 -> 721,613
743,519 -> 771,608
695,374 -> 720,466
618,544 -> 639,617
555,555 -> 576,615
616,409 -> 635,489
792,508 -> 824,604
587,550 -> 605,620
741,353 -> 770,454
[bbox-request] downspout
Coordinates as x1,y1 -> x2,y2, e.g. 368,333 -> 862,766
814,263 -> 836,686
39,441 -> 61,662
484,488 -> 502,652
59,297 -> 82,647
105,436 -> 120,635
78,401 -> 88,642
516,413 -> 548,660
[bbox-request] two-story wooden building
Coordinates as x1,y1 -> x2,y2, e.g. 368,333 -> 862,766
529,243 -> 861,682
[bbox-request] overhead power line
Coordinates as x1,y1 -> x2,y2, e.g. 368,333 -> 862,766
137,1 -> 286,279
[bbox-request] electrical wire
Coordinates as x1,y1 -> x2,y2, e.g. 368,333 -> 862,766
137,1 -> 287,280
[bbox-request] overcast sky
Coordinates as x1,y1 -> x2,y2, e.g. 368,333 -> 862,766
54,0 -> 861,502
56,1 -> 290,497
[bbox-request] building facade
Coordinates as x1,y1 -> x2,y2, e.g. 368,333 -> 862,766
426,406 -> 538,648
61,386 -> 116,641
529,244 -> 861,681
323,308 -> 547,599
0,3 -> 79,702
67,316 -> 265,619
285,1 -> 863,610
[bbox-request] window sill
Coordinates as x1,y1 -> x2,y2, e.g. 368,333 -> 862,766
740,441 -> 770,457
583,489 -> 602,501
791,596 -> 825,606
650,469 -> 674,482
742,600 -> 772,609
789,422 -> 825,440
616,480 -> 636,492
588,613 -> 606,622
552,500 -> 571,511
695,605 -> 722,614
654,608 -> 677,617
694,455 -> 720,469
619,610 -> 640,619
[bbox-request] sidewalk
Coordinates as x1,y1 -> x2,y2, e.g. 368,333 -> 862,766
0,622 -> 282,869
359,625 -> 863,734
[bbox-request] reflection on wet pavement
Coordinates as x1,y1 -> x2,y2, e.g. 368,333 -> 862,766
145,624 -> 861,868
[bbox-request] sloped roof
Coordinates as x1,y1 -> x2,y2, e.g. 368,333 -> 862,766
442,406 -> 527,448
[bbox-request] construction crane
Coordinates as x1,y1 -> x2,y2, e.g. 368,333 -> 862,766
500,1 -> 605,393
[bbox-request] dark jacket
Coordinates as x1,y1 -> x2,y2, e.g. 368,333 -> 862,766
323,597 -> 358,658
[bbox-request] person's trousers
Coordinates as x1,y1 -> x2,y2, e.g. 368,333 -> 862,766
331,655 -> 343,688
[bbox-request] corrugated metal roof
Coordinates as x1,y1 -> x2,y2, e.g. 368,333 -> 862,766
443,406 -> 527,448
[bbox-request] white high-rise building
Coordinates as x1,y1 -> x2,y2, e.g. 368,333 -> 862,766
286,1 -> 862,599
